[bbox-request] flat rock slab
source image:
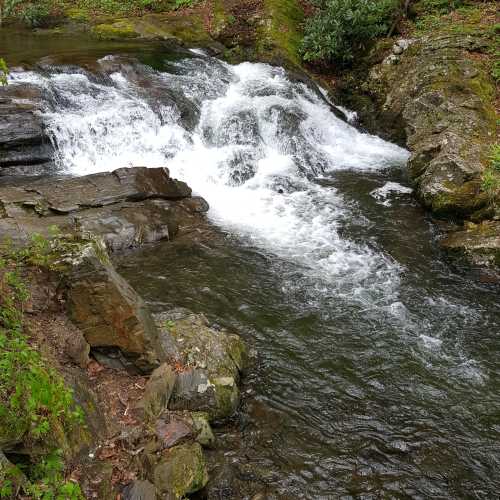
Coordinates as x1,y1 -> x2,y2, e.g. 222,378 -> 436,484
0,166 -> 208,251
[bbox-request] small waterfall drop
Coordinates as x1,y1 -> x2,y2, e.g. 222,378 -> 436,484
12,54 -> 408,306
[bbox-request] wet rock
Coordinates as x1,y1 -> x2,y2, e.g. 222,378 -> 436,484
440,221 -> 500,273
152,442 -> 208,498
138,363 -> 177,420
0,166 -> 206,252
66,238 -> 167,374
155,309 -> 247,421
122,480 -> 158,500
0,84 -> 54,171
360,31 -> 496,217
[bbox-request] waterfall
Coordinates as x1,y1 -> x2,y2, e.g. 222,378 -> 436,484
10,53 -> 409,304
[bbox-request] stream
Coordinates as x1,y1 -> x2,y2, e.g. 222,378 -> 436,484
5,39 -> 500,498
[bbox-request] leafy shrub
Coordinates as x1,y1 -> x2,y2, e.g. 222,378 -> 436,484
481,144 -> 500,200
0,59 -> 8,86
2,0 -> 62,27
0,234 -> 85,499
415,0 -> 466,14
300,0 -> 399,65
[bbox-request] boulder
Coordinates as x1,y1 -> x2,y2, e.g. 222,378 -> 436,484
358,30 -> 496,218
0,84 -> 54,171
155,415 -> 193,449
152,443 -> 208,499
122,480 -> 158,500
155,309 -> 247,421
440,221 -> 500,276
65,238 -> 167,373
190,412 -> 216,448
0,166 -> 208,252
138,363 -> 177,420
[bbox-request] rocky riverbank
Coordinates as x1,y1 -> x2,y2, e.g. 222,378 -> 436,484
0,167 -> 249,498
328,4 -> 499,278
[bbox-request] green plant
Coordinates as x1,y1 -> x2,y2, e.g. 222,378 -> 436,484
0,58 -> 8,86
0,238 -> 84,499
480,144 -> 500,200
489,144 -> 500,172
174,0 -> 197,9
300,0 -> 399,65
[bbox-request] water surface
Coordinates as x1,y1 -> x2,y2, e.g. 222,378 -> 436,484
6,44 -> 500,498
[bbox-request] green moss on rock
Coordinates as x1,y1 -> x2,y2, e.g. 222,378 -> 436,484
92,20 -> 139,40
257,0 -> 304,66
153,442 -> 208,498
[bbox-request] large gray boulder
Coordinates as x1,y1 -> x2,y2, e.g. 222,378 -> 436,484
155,309 -> 247,421
65,238 -> 170,374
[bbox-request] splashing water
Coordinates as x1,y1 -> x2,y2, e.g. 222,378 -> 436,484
9,52 -> 500,498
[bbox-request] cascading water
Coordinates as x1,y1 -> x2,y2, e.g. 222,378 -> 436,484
11,55 -> 407,301
9,51 -> 500,498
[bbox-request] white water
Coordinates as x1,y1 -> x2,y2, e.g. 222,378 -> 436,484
11,56 -> 409,303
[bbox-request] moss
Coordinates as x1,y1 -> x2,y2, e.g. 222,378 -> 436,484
91,20 -> 139,40
154,443 -> 208,498
65,8 -> 91,23
256,0 -> 304,66
430,181 -> 488,217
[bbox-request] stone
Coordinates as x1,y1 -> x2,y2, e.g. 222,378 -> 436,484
0,84 -> 54,171
122,480 -> 158,500
65,238 -> 166,373
155,416 -> 193,449
65,329 -> 91,368
440,221 -> 500,274
138,363 -> 177,420
0,167 -> 206,252
155,309 -> 247,421
191,412 -> 216,448
152,443 -> 208,498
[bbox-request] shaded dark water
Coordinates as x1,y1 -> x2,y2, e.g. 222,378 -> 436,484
118,168 -> 500,499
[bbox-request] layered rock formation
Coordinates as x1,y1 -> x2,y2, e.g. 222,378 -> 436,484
0,85 -> 55,176
334,25 -> 499,276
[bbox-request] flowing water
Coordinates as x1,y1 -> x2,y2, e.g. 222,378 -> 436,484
7,44 -> 500,498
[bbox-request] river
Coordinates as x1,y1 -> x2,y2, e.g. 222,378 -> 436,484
6,38 -> 500,498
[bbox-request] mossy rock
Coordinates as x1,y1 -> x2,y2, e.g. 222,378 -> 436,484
256,0 -> 304,67
65,8 -> 91,23
190,412 -> 216,448
153,442 -> 208,498
92,21 -> 139,40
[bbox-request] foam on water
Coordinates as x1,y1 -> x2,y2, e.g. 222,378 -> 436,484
10,57 -> 489,383
11,57 -> 409,302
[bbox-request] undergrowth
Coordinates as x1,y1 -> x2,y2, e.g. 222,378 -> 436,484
481,144 -> 500,201
2,0 -> 199,26
0,230 -> 84,499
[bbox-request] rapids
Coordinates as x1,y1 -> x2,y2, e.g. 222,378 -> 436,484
8,49 -> 500,498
